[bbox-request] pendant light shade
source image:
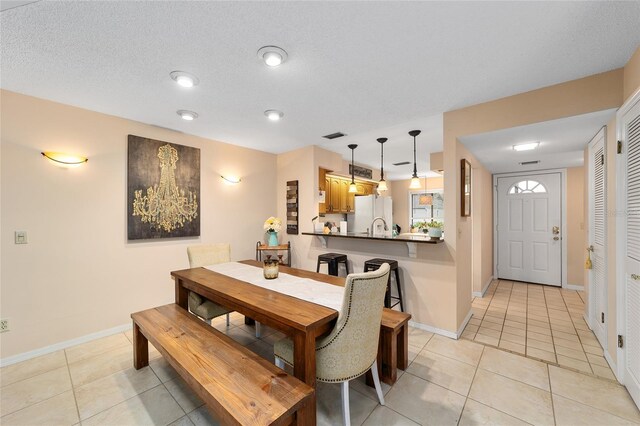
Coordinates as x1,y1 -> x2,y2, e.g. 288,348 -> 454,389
409,176 -> 421,189
348,144 -> 358,193
409,130 -> 422,189
377,137 -> 387,192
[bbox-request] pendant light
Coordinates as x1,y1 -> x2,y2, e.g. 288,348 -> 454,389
377,137 -> 388,192
348,144 -> 358,193
409,130 -> 422,189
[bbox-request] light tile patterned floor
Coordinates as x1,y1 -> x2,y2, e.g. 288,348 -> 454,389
2,311 -> 639,425
461,279 -> 617,380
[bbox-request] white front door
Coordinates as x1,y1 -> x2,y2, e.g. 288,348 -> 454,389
497,173 -> 562,286
587,128 -> 607,347
619,92 -> 640,407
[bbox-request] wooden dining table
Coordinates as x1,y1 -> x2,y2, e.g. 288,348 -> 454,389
171,259 -> 345,425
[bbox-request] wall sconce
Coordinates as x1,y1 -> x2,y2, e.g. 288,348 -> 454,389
41,152 -> 88,167
221,175 -> 241,185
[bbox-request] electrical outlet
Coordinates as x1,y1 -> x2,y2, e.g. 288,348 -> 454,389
0,319 -> 8,333
15,231 -> 28,244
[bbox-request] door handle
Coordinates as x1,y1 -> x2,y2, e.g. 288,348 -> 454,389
553,236 -> 560,241
632,274 -> 640,281
552,226 -> 560,235
587,245 -> 594,252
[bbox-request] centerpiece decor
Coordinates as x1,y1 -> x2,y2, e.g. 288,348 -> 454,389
264,216 -> 282,246
263,259 -> 279,279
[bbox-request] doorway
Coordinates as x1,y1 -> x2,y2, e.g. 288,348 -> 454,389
495,171 -> 564,286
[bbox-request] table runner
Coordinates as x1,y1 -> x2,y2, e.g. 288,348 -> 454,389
205,262 -> 345,313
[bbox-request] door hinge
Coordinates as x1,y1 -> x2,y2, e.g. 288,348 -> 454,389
601,312 -> 605,323
618,334 -> 624,348
601,154 -> 605,165
617,140 -> 623,154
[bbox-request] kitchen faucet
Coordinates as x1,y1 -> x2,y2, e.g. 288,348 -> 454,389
369,217 -> 389,237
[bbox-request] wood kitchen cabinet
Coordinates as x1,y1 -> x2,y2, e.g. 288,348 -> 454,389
329,177 -> 341,213
364,183 -> 374,195
318,168 -> 376,214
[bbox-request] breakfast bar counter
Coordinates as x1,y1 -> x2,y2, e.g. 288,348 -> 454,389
302,231 -> 443,258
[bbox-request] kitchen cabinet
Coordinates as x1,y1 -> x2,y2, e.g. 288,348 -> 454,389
319,169 -> 328,214
329,177 -> 341,213
318,169 -> 376,214
347,189 -> 355,213
364,183 -> 374,195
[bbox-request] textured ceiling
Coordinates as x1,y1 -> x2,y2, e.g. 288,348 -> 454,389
2,1 -> 639,179
459,109 -> 617,174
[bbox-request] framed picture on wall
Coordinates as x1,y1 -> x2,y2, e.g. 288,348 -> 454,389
127,135 -> 200,240
461,159 -> 471,217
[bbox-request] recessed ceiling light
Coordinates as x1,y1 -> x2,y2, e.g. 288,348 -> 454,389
513,142 -> 540,151
177,110 -> 198,121
170,71 -> 199,88
264,110 -> 284,121
257,46 -> 288,67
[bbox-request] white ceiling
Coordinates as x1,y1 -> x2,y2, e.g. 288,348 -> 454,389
2,2 -> 639,178
459,109 -> 617,174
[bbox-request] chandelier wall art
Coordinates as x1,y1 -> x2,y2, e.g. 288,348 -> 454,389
127,135 -> 200,239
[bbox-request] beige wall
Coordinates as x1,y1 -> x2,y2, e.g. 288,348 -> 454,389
390,176 -> 444,234
443,68 -> 625,332
624,46 -> 640,101
567,166 -> 585,287
0,90 -> 277,360
472,165 -> 494,295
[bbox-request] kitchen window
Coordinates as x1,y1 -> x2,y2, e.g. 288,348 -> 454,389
409,190 -> 444,228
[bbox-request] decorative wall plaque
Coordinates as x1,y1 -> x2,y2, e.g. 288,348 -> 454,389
286,180 -> 299,235
127,135 -> 200,240
349,164 -> 373,179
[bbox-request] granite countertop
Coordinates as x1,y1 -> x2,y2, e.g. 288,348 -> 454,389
301,231 -> 444,244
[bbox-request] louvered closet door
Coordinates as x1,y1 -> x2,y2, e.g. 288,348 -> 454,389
622,96 -> 640,407
587,128 -> 606,347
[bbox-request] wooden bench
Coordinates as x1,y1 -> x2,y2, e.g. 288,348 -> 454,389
131,304 -> 314,426
367,308 -> 411,387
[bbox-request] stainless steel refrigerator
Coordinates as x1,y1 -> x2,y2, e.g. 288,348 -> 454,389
347,195 -> 393,236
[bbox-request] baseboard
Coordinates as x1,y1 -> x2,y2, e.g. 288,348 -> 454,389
603,350 -> 621,383
473,276 -> 494,298
456,310 -> 474,338
0,323 -> 132,367
564,283 -> 584,291
409,313 -> 472,341
583,314 -> 593,331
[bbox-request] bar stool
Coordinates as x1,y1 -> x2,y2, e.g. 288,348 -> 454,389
316,253 -> 350,277
364,258 -> 404,312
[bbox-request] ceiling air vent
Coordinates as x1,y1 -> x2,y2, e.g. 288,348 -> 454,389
393,161 -> 411,166
519,160 -> 540,166
322,132 -> 346,140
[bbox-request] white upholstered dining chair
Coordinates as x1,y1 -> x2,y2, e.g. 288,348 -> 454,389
274,263 -> 391,426
187,244 -> 233,326
186,244 -> 262,337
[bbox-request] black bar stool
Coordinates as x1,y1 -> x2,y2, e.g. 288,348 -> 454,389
364,258 -> 404,312
316,253 -> 350,277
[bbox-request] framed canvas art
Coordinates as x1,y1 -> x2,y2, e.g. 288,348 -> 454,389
127,135 -> 200,240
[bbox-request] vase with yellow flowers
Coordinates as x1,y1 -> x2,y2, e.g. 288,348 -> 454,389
263,216 -> 282,246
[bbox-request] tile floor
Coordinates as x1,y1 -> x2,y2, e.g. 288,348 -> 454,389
461,279 -> 618,380
2,311 -> 639,425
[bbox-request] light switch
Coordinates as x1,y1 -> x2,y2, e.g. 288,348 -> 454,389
15,231 -> 27,244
